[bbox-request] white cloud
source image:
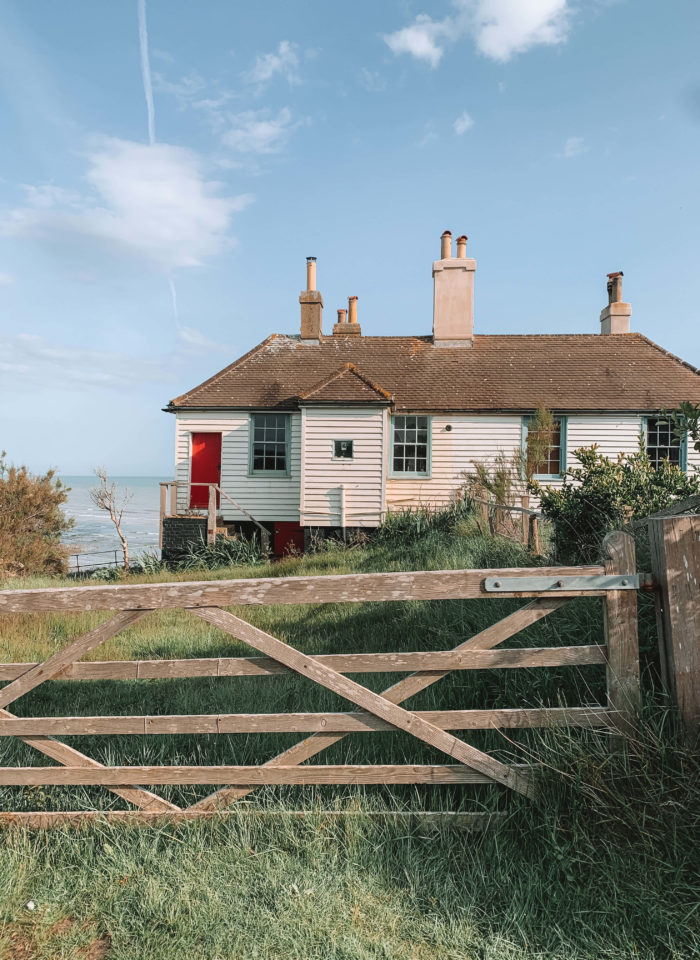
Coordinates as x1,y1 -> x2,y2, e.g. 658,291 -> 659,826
0,273 -> 12,284
0,332 -> 172,390
559,135 -> 587,157
454,110 -> 474,134
244,41 -> 300,87
3,138 -> 253,270
385,1 -> 571,66
221,108 -> 298,154
384,14 -> 446,68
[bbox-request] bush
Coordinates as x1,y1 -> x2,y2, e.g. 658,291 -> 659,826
534,443 -> 700,563
176,533 -> 263,571
0,452 -> 73,576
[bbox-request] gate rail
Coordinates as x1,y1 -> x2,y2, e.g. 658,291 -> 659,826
0,531 -> 642,826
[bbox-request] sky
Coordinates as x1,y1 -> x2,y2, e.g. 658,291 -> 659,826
1,0 -> 699,476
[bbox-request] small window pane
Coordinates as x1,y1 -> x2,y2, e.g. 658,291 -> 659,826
334,440 -> 354,459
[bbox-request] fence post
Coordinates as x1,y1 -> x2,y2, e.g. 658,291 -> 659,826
648,516 -> 700,742
169,482 -> 178,518
520,496 -> 529,545
207,485 -> 217,545
159,483 -> 168,550
602,530 -> 640,735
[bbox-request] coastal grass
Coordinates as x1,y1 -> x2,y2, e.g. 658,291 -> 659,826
0,529 -> 696,958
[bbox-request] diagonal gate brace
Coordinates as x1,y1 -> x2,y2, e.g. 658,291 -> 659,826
191,606 -> 537,799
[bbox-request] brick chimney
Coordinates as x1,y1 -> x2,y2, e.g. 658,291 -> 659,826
300,256 -> 323,341
600,271 -> 631,334
433,231 -> 475,346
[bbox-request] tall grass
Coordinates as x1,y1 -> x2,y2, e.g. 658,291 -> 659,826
0,524 -> 696,957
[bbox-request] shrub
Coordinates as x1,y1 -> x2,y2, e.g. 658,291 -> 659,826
533,442 -> 700,563
0,452 -> 72,576
176,533 -> 263,571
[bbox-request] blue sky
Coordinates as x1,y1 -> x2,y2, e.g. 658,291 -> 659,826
1,0 -> 699,476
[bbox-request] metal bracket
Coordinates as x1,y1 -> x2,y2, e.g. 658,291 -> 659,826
484,574 -> 643,593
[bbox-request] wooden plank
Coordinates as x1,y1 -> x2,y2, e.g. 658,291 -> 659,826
190,596 -> 568,812
0,644 -> 607,682
207,485 -> 217,544
602,531 -> 640,735
0,610 -> 150,710
0,565 -> 607,613
193,607 -> 535,797
0,707 -> 614,737
159,484 -> 167,549
648,516 -> 700,741
0,706 -> 178,813
0,763 -> 535,786
0,810 -> 505,830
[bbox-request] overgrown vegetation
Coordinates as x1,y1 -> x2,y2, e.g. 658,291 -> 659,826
174,532 -> 263,570
0,452 -> 72,576
534,442 -> 700,563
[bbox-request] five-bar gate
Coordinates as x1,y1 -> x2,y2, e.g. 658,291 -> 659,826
0,531 -> 642,826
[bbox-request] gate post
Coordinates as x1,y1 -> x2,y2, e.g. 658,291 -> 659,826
648,516 -> 700,742
602,531 -> 640,735
207,485 -> 217,545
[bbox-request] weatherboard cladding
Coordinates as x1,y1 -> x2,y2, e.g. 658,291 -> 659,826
169,333 -> 700,413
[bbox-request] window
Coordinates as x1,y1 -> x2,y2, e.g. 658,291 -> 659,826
250,413 -> 289,474
333,439 -> 354,459
645,417 -> 685,470
522,415 -> 566,479
391,415 -> 430,476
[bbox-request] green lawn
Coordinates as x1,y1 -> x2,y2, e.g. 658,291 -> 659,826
0,530 -> 697,959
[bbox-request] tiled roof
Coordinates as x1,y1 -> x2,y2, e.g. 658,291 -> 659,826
298,363 -> 393,404
168,333 -> 700,413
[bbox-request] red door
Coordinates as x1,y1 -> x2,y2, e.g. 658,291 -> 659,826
190,433 -> 222,508
273,522 -> 305,556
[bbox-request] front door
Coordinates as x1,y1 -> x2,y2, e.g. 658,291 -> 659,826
273,522 -> 305,556
190,433 -> 222,509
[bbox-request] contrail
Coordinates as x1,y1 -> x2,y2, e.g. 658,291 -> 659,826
168,275 -> 179,321
137,0 -> 155,144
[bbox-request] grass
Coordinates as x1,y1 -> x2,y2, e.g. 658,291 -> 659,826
0,525 -> 697,958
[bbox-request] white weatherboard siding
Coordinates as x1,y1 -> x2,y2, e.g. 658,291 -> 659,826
536,414 -> 646,491
301,407 -> 385,527
174,411 -> 301,522
386,416 -> 522,510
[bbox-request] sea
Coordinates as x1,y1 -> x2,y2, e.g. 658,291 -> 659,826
61,476 -> 162,566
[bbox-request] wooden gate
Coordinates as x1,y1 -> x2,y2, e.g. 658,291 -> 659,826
0,532 -> 642,826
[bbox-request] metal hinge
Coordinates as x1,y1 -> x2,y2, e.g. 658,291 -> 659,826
484,574 -> 644,593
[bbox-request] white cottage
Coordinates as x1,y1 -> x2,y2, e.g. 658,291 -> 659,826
163,232 -> 700,555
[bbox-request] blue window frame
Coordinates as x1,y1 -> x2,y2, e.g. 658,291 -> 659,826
249,413 -> 290,476
390,415 -> 431,477
522,415 -> 567,480
644,416 -> 687,471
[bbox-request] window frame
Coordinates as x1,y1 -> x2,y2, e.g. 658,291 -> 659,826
248,412 -> 291,477
389,414 -> 432,479
521,415 -> 567,481
643,416 -> 687,472
332,439 -> 354,460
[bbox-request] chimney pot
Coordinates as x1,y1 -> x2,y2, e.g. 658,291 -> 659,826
306,256 -> 317,292
456,235 -> 467,258
440,230 -> 452,260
